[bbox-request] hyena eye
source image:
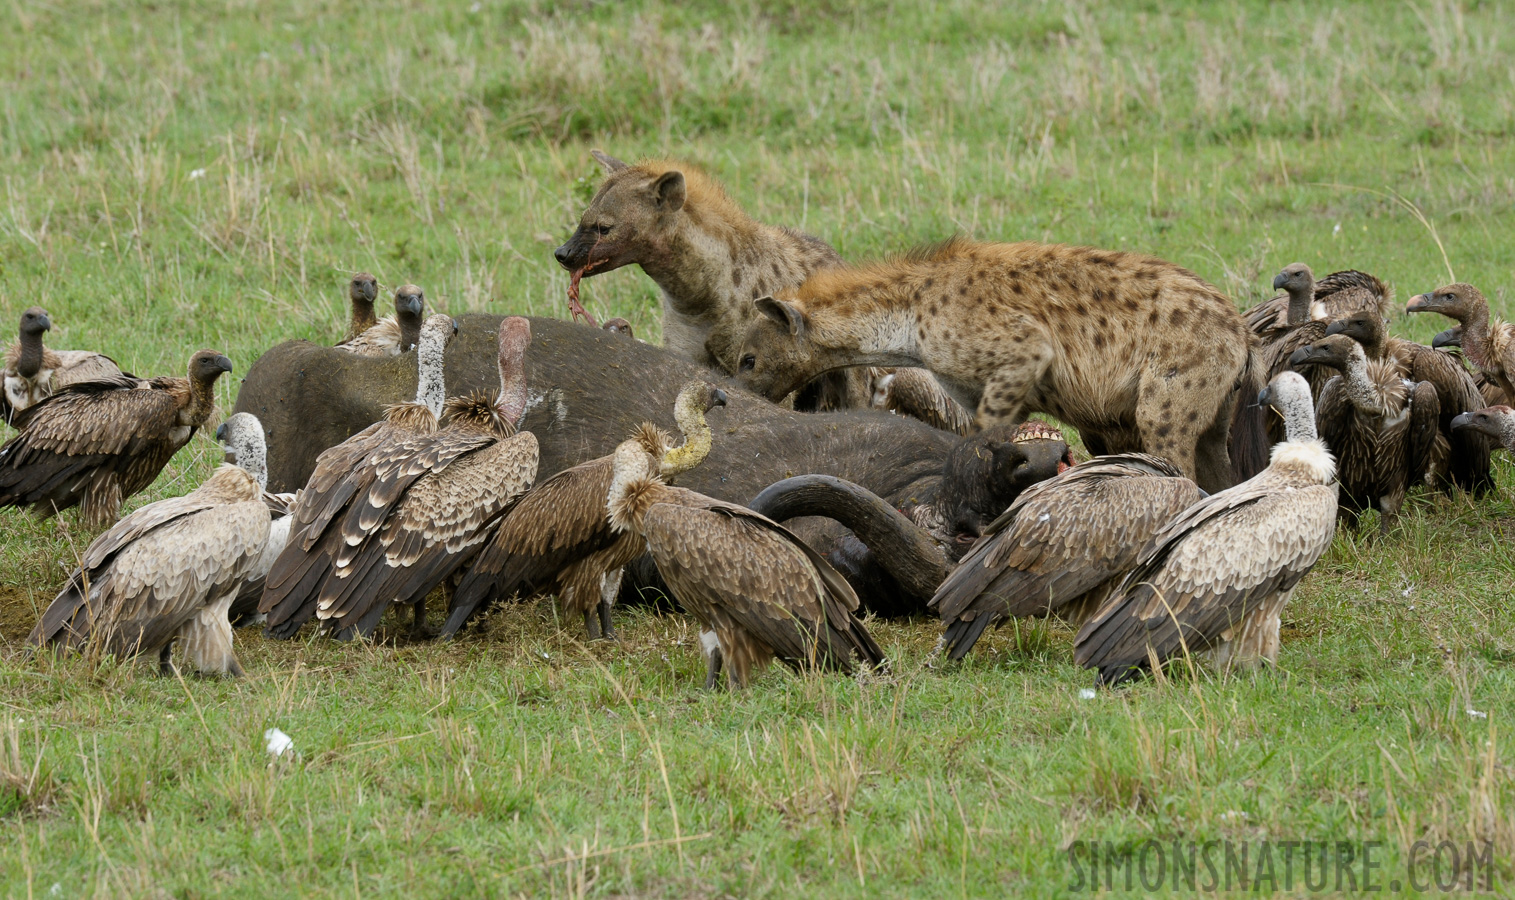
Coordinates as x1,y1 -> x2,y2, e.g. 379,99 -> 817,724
739,355 -> 756,373
595,224 -> 612,236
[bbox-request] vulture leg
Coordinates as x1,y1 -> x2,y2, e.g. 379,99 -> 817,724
583,602 -> 603,642
409,595 -> 437,641
597,568 -> 622,641
700,630 -> 725,691
158,641 -> 177,677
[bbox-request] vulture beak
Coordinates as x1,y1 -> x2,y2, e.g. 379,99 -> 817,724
214,422 -> 228,443
1256,386 -> 1273,409
1432,328 -> 1460,349
1405,293 -> 1431,313
1271,273 -> 1288,290
1323,320 -> 1348,337
400,294 -> 424,317
214,355 -> 234,373
1450,411 -> 1475,432
37,313 -> 51,332
450,319 -> 460,336
710,388 -> 729,408
1287,346 -> 1315,368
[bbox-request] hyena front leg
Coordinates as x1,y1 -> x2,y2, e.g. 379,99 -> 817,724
973,345 -> 1054,430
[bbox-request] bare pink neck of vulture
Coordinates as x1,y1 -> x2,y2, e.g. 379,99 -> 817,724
495,316 -> 532,426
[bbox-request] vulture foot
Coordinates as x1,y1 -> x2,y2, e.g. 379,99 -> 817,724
596,598 -> 617,641
157,642 -> 177,677
701,632 -> 725,691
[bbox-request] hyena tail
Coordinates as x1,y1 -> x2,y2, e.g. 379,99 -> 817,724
1227,343 -> 1270,484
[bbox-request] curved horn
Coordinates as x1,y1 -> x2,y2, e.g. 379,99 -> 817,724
748,474 -> 950,601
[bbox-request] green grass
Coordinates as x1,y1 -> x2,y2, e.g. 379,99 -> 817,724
2,0 -> 1514,895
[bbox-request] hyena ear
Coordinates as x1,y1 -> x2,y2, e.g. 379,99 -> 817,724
651,171 -> 686,211
591,150 -> 628,173
755,297 -> 806,337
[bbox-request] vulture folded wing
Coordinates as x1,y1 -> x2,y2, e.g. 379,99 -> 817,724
1313,270 -> 1391,319
1406,382 -> 1441,487
884,368 -> 975,435
1401,341 -> 1493,493
1073,482 -> 1338,682
51,350 -> 127,388
647,497 -> 882,672
318,433 -> 539,639
444,456 -> 617,635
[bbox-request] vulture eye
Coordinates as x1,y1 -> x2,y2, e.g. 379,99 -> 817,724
739,355 -> 756,373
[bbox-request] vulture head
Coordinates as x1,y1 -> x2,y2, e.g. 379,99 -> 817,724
1257,371 -> 1319,444
394,284 -> 426,351
17,306 -> 51,338
938,421 -> 1072,553
1406,283 -> 1485,322
1431,326 -> 1462,350
216,412 -> 269,490
1288,334 -> 1364,374
350,272 -> 379,309
601,318 -> 634,339
496,316 -> 532,426
1451,406 -> 1515,450
1323,312 -> 1387,352
1272,262 -> 1313,292
663,381 -> 728,477
190,349 -> 235,382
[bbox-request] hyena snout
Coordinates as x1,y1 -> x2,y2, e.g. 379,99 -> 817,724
553,234 -> 587,270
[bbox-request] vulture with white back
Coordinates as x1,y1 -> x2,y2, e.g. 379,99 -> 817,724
215,412 -> 299,627
28,457 -> 271,676
0,349 -> 233,527
338,283 -> 425,357
1408,283 -> 1515,408
266,317 -> 538,641
1289,334 -> 1438,531
1074,372 -> 1339,685
930,453 -> 1204,660
444,380 -> 728,640
606,440 -> 885,689
2,307 -> 128,425
260,313 -> 458,636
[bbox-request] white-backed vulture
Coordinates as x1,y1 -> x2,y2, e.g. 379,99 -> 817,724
930,454 -> 1204,660
215,412 -> 298,627
338,283 -> 425,357
1073,372 -> 1338,685
2,307 -> 128,425
267,317 -> 538,641
607,442 -> 886,689
1244,265 -> 1393,337
1288,335 -> 1438,531
1452,405 -> 1515,453
260,314 -> 458,636
870,367 -> 975,435
1408,283 -> 1515,408
343,272 -> 380,343
28,462 -> 270,676
1324,311 -> 1492,494
444,381 -> 728,640
0,349 -> 233,527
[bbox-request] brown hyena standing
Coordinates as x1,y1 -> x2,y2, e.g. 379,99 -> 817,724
735,238 -> 1263,493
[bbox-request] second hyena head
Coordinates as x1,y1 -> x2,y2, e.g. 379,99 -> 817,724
735,296 -> 827,401
554,151 -> 688,278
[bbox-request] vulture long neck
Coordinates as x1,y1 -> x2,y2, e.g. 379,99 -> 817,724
1335,345 -> 1385,417
414,328 -> 448,418
1278,390 -> 1319,445
185,372 -> 219,425
1285,280 -> 1316,326
1460,305 -> 1494,370
495,318 -> 531,426
14,329 -> 44,379
662,394 -> 715,476
607,442 -> 665,535
349,297 -> 377,340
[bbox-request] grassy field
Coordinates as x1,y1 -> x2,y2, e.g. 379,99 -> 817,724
1,0 -> 1514,895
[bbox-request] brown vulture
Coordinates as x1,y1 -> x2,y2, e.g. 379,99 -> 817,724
930,453 -> 1204,660
1243,265 -> 1393,337
1452,405 -> 1515,453
265,317 -> 538,641
1288,335 -> 1439,531
0,349 -> 232,527
1074,372 -> 1338,685
444,381 -> 729,640
258,314 -> 457,636
214,412 -> 298,628
601,317 -> 636,339
1324,311 -> 1492,494
1408,283 -> 1515,408
28,461 -> 271,676
606,441 -> 886,689
342,272 -> 380,342
3,307 -> 128,425
338,283 -> 425,356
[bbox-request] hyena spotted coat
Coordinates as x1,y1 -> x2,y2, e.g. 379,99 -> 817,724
554,152 -> 869,409
735,238 -> 1264,493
